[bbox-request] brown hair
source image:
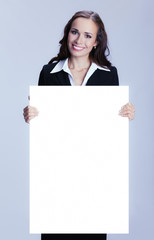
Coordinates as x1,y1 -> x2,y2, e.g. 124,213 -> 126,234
49,10 -> 111,68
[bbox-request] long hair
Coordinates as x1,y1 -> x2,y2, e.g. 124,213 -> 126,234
49,11 -> 111,68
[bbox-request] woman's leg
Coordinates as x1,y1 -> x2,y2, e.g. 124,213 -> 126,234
41,234 -> 107,240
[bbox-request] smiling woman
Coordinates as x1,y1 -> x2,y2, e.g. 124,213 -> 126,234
23,10 -> 135,240
48,11 -> 111,70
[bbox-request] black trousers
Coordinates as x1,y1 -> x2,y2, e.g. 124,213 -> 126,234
41,234 -> 107,240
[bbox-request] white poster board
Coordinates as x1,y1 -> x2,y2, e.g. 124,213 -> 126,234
30,86 -> 129,234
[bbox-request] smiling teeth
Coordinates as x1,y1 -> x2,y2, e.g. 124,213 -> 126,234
73,45 -> 83,50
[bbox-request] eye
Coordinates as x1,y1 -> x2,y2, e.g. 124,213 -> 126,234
71,30 -> 78,35
85,34 -> 92,39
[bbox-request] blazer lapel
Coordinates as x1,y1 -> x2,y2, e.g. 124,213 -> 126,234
56,71 -> 71,85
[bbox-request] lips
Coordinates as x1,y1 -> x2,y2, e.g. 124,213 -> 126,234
72,44 -> 84,51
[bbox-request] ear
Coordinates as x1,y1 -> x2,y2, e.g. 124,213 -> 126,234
93,41 -> 98,48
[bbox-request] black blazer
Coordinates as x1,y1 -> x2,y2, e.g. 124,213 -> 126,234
38,62 -> 119,86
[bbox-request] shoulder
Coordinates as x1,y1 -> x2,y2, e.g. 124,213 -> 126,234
41,62 -> 59,73
101,66 -> 118,74
110,66 -> 119,77
109,66 -> 118,72
99,66 -> 119,85
87,65 -> 119,86
38,62 -> 58,85
38,61 -> 70,86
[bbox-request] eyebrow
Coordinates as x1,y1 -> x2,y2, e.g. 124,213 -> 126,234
71,28 -> 93,35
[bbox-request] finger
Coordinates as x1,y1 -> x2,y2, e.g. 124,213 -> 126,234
120,103 -> 135,112
120,109 -> 131,115
23,109 -> 39,116
119,105 -> 135,116
23,105 -> 37,111
23,106 -> 39,114
23,112 -> 38,119
23,112 -> 39,118
119,111 -> 135,120
120,105 -> 134,113
119,110 -> 134,117
23,105 -> 38,110
23,114 -> 39,122
23,105 -> 33,112
24,115 -> 37,123
23,109 -> 39,118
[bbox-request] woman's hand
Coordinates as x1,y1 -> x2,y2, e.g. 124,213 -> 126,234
119,102 -> 135,121
23,106 -> 39,123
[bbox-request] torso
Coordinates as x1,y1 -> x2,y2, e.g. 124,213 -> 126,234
69,66 -> 90,86
70,69 -> 88,85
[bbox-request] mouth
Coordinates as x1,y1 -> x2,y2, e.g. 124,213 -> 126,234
72,44 -> 84,51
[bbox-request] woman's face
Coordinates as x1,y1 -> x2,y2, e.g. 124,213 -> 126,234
67,17 -> 98,59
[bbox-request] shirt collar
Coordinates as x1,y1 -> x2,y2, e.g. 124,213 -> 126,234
50,58 -> 110,74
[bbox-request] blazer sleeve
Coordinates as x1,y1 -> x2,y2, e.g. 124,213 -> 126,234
38,66 -> 46,86
111,67 -> 119,86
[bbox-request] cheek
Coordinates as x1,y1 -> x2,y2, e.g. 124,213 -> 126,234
67,33 -> 73,43
86,40 -> 95,48
68,33 -> 75,43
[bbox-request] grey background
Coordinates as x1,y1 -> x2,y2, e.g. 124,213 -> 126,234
0,0 -> 153,240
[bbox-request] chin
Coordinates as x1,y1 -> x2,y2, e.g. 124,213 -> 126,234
69,49 -> 90,58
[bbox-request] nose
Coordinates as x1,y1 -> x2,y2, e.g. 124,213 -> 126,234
75,34 -> 84,44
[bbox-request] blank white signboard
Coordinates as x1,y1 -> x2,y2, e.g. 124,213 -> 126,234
30,86 -> 129,234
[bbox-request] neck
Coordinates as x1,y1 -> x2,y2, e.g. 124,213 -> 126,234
68,56 -> 91,71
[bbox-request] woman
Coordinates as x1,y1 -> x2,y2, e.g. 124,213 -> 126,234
24,11 -> 135,240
